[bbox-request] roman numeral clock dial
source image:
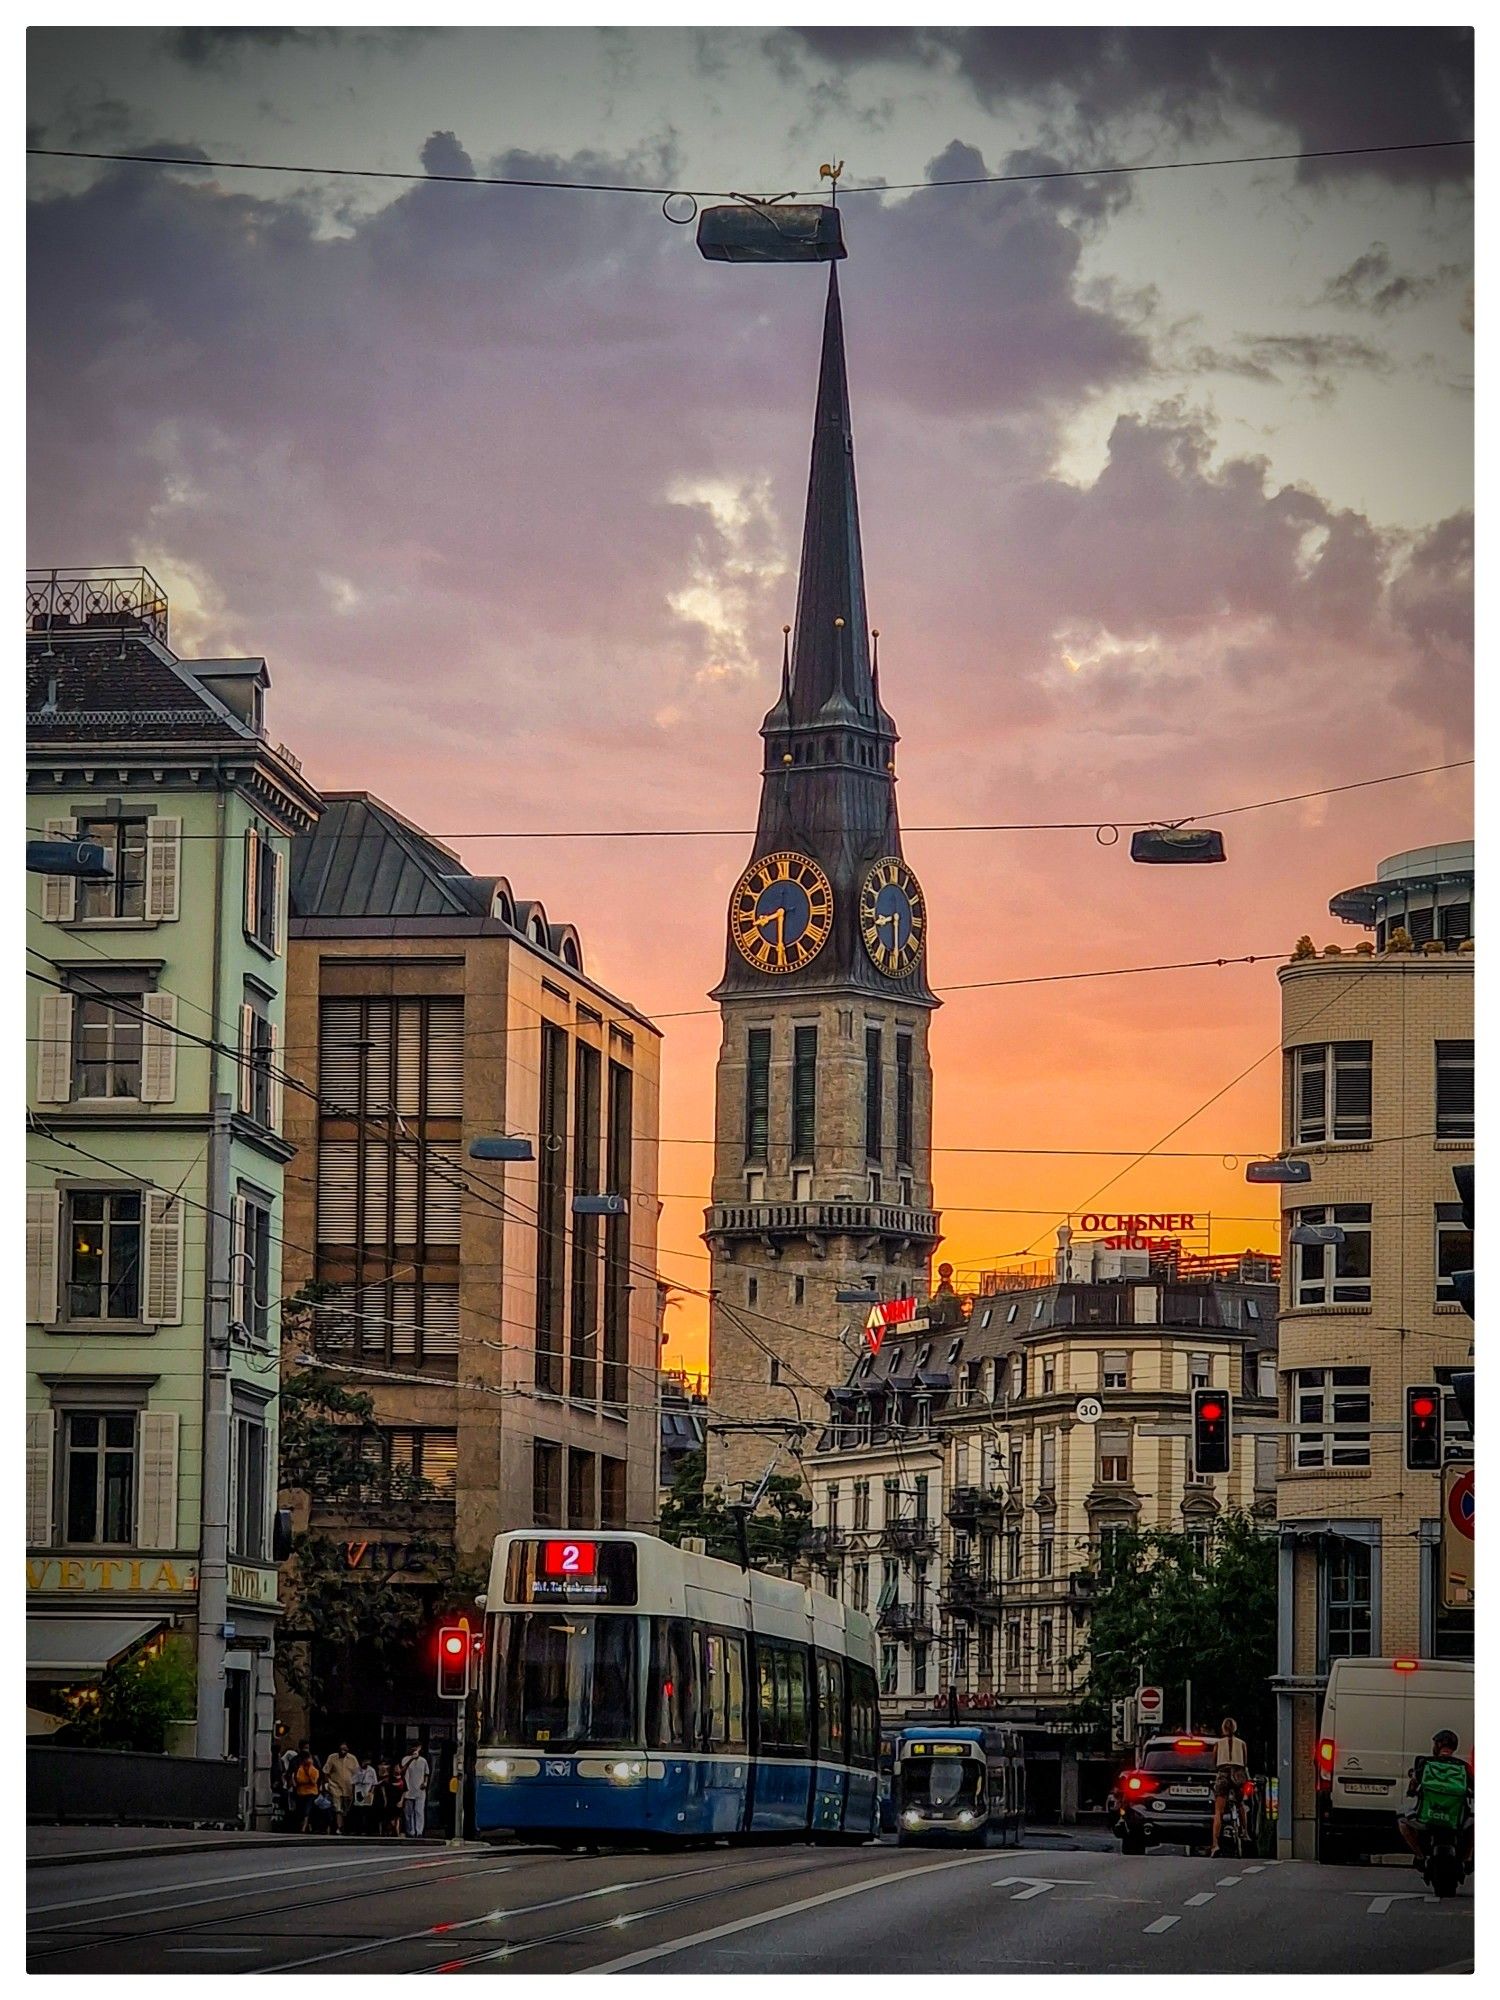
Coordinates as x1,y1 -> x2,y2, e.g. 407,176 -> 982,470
859,856 -> 926,976
730,851 -> 834,974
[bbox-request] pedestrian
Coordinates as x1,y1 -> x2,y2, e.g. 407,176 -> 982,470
291,1741 -> 322,1833
352,1752 -> 378,1835
309,1781 -> 338,1835
401,1740 -> 431,1839
381,1759 -> 403,1836
323,1740 -> 361,1834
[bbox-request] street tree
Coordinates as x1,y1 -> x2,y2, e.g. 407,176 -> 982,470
658,1448 -> 812,1573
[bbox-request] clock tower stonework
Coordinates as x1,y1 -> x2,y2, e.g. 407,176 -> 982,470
705,268 -> 941,1496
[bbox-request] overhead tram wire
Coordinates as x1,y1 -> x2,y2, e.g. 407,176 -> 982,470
27,757 -> 1472,847
27,136 -> 1473,198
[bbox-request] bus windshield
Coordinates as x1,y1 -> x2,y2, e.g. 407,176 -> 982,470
492,1612 -> 639,1749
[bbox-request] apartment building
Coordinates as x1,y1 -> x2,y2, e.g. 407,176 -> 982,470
278,791 -> 662,1747
25,567 -> 321,1821
807,1248 -> 1279,1816
1274,842 -> 1474,1860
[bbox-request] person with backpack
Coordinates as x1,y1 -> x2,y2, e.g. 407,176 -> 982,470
1398,1728 -> 1473,1872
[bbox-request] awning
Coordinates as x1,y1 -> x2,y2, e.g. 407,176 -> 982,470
26,1615 -> 164,1681
26,1706 -> 66,1737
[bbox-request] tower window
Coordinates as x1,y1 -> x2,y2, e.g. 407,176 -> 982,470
794,1276 -> 805,1305
749,1276 -> 759,1306
896,1032 -> 914,1165
864,1024 -> 882,1160
792,1026 -> 817,1157
745,1027 -> 771,1160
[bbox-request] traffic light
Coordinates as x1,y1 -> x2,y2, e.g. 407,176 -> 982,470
436,1619 -> 472,1700
1404,1386 -> 1443,1470
1191,1388 -> 1232,1475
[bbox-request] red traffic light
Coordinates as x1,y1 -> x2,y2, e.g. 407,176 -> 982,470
1404,1385 -> 1442,1469
436,1620 -> 473,1699
1411,1394 -> 1437,1419
443,1633 -> 466,1657
1198,1399 -> 1225,1423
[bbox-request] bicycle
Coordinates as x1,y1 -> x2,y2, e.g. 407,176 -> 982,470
1217,1785 -> 1252,1860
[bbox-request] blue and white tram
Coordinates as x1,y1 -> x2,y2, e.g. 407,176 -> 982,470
474,1531 -> 882,1845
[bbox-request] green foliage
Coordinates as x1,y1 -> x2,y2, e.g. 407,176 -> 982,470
1067,1514 -> 1277,1757
658,1449 -> 812,1573
277,1331 -> 484,1708
65,1636 -> 196,1752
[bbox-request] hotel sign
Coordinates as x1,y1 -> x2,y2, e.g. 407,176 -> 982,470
27,1556 -> 198,1595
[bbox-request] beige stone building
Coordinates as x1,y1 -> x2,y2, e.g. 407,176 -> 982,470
279,791 -> 661,1747
806,1246 -> 1279,1817
1273,841 -> 1474,1860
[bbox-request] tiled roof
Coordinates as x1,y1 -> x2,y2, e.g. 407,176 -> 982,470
26,631 -> 251,746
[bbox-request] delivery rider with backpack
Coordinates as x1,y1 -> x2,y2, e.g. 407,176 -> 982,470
1398,1729 -> 1473,1873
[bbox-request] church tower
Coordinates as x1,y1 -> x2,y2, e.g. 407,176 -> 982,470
705,267 -> 941,1496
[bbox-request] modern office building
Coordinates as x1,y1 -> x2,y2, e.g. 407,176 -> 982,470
25,567 -> 322,1823
277,790 -> 662,1750
1273,842 -> 1474,1860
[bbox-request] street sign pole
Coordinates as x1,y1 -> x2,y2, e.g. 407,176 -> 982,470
449,1698 -> 467,1848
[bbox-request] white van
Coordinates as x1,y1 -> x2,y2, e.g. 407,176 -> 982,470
1316,1657 -> 1474,1863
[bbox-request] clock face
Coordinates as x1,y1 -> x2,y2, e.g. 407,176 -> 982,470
859,856 -> 926,977
730,851 -> 834,974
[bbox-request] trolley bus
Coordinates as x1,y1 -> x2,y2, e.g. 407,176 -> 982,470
473,1531 -> 882,1845
892,1725 -> 1026,1846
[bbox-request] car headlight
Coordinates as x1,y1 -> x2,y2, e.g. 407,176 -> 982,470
608,1759 -> 647,1782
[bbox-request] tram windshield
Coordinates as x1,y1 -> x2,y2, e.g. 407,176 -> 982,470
492,1613 -> 638,1749
898,1748 -> 983,1811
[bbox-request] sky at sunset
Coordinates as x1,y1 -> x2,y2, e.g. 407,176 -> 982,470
27,25 -> 1474,1379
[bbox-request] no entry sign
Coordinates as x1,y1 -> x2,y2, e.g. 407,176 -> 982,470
1138,1685 -> 1164,1723
1447,1466 -> 1474,1539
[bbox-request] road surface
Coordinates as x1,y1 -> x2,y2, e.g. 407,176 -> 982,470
27,1833 -> 1473,1974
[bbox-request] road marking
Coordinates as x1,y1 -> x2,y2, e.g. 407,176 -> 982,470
1184,1892 -> 1215,1906
29,1850 -> 434,1917
1242,1864 -> 1265,1874
1215,1876 -> 1242,1887
1143,1916 -> 1179,1934
1366,1893 -> 1426,1915
591,1852 -> 998,1973
991,1876 -> 1085,1901
166,1946 -> 263,1955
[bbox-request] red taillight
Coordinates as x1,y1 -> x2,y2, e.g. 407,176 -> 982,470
1316,1738 -> 1335,1789
1123,1771 -> 1161,1795
1242,1779 -> 1256,1799
1175,1738 -> 1206,1749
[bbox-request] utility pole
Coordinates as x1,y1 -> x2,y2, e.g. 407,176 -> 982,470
197,1091 -> 234,1762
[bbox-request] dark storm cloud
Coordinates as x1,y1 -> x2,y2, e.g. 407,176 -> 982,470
779,27 -> 1474,183
1322,243 -> 1471,315
162,26 -> 431,68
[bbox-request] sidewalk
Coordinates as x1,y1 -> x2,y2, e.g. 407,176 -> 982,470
27,1824 -> 437,1867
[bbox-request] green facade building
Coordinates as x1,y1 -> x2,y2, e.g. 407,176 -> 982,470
26,567 -> 322,1822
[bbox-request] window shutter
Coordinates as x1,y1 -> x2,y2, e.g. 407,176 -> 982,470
1332,1043 -> 1372,1136
243,827 -> 260,936
144,817 -> 182,921
267,1021 -> 283,1132
238,1003 -> 256,1116
26,1189 -> 61,1324
317,1142 -> 359,1244
424,1144 -> 463,1244
271,845 -> 286,955
34,991 -> 74,1103
139,992 -> 178,1102
318,998 -> 362,1113
425,1001 -> 465,1114
1296,1047 -> 1326,1142
421,1429 -> 458,1494
390,1283 -> 419,1359
26,1411 -> 54,1546
40,817 -> 78,923
231,1194 -> 248,1329
422,1284 -> 460,1363
137,1411 -> 180,1548
143,1191 -> 184,1323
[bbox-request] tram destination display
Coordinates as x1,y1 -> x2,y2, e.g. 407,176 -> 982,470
503,1537 -> 639,1605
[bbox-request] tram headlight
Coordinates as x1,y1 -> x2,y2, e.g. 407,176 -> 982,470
608,1759 -> 647,1783
484,1757 -> 512,1780
956,1810 -> 976,1826
902,1810 -> 923,1828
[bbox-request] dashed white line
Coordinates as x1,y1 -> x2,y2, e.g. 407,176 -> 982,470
1216,1876 -> 1242,1888
1184,1892 -> 1215,1906
1144,1916 -> 1180,1934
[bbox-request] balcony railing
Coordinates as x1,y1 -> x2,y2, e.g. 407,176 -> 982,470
27,566 -> 169,647
881,1517 -> 937,1555
946,1484 -> 1006,1525
706,1199 -> 941,1243
939,1558 -> 1002,1618
802,1526 -> 849,1562
876,1601 -> 932,1640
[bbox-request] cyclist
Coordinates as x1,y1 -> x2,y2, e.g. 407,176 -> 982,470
1211,1716 -> 1252,1857
1398,1729 -> 1473,1873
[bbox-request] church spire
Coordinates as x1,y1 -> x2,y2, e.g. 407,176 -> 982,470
786,265 -> 874,725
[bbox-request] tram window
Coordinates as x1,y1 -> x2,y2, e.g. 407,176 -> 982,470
817,1653 -> 846,1760
756,1639 -> 811,1754
700,1629 -> 748,1750
847,1661 -> 879,1767
647,1618 -> 697,1749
